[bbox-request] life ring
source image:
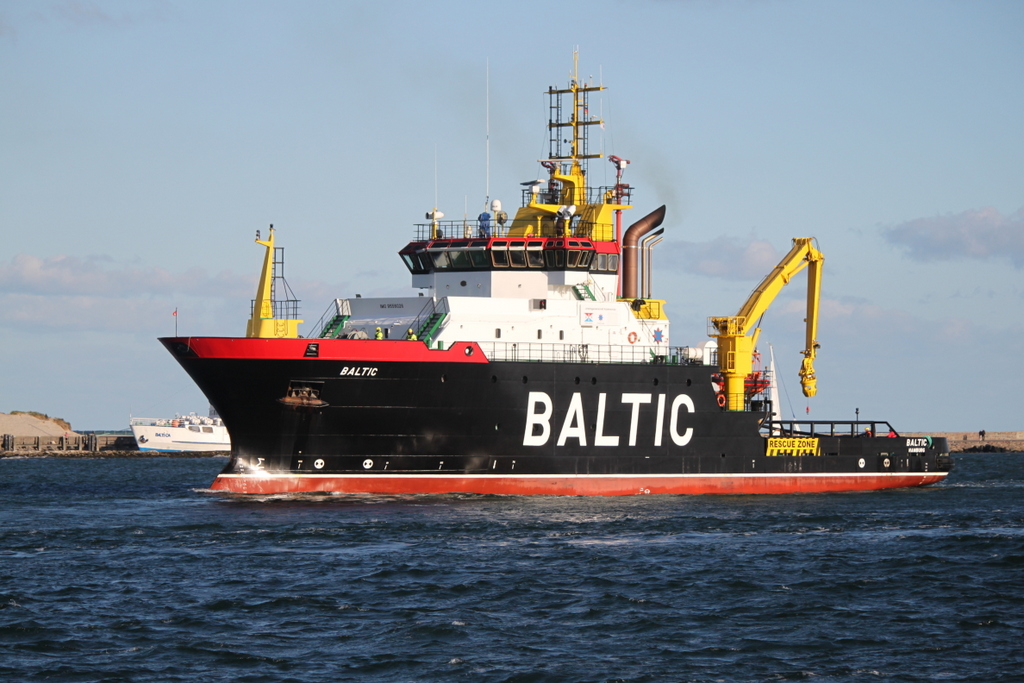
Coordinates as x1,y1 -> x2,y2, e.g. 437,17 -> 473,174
717,394 -> 726,408
627,331 -> 639,344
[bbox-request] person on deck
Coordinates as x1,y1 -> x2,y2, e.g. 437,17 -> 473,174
405,328 -> 418,341
375,327 -> 384,340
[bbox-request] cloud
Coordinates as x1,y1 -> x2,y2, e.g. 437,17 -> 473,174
661,235 -> 784,280
0,253 -> 252,298
0,253 -> 349,334
883,206 -> 1024,268
773,296 -> 975,348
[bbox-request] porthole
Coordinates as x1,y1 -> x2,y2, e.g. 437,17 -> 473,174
522,376 -> 528,384
574,377 -> 580,385
441,374 -> 447,383
464,346 -> 474,356
686,379 -> 692,386
653,378 -> 659,386
491,375 -> 498,383
591,377 -> 597,385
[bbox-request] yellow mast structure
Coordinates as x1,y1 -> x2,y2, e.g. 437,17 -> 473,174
506,50 -> 631,241
246,226 -> 303,339
709,237 -> 824,411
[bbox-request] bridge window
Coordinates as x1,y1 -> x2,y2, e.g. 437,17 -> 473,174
431,251 -> 451,270
469,249 -> 489,268
509,241 -> 527,268
448,250 -> 470,269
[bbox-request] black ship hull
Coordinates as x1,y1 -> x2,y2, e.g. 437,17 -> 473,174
162,337 -> 951,495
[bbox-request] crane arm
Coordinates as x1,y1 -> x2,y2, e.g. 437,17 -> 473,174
709,237 -> 824,410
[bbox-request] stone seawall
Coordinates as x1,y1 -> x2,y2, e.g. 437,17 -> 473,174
1,451 -> 229,459
906,432 -> 1024,453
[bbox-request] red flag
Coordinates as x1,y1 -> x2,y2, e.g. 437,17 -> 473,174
173,309 -> 177,317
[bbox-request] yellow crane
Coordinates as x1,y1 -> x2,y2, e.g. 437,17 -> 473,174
708,237 -> 823,411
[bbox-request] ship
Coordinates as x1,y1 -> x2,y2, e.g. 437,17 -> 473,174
160,61 -> 951,495
130,412 -> 230,452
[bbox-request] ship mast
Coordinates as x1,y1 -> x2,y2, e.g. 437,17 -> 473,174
246,225 -> 303,339
546,49 -> 604,208
503,51 -> 632,241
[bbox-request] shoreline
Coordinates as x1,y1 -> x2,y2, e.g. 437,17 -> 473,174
1,451 -> 229,459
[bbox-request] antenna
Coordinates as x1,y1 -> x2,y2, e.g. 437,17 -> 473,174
485,58 -> 490,208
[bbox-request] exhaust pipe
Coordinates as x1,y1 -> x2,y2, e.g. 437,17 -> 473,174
621,205 -> 666,300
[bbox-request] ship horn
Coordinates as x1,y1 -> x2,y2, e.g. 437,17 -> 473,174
621,205 -> 666,300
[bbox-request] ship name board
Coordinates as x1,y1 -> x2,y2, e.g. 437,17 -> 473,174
523,391 -> 694,447
766,438 -> 820,457
339,366 -> 378,377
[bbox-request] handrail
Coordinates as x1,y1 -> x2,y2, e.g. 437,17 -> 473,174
312,299 -> 352,339
765,420 -> 898,438
475,342 -> 708,366
411,297 -> 450,342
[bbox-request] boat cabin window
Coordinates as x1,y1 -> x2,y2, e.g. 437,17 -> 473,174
527,240 -> 544,268
509,250 -> 527,268
507,241 -> 527,268
468,249 -> 489,268
545,250 -> 565,268
491,248 -> 509,267
448,250 -> 471,269
431,251 -> 451,270
202,426 -> 213,433
566,250 -> 581,268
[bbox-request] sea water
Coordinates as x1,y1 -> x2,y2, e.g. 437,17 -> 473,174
1,454 -> 1022,682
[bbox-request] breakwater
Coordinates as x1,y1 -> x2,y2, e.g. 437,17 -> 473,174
0,433 -> 227,458
905,431 -> 1024,453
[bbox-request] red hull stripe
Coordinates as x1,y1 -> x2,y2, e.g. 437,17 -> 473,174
209,472 -> 948,496
163,337 -> 489,363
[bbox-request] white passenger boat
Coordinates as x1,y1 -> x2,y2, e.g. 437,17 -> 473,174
130,413 -> 230,452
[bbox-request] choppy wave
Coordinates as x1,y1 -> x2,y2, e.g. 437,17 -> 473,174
1,454 -> 1022,681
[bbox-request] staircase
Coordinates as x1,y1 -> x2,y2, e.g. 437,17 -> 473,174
417,312 -> 446,345
318,314 -> 349,339
572,284 -> 597,301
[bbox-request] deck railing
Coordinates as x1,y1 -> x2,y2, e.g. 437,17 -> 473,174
767,420 -> 899,438
476,342 -> 712,366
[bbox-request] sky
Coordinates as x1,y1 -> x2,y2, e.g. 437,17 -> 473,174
1,0 -> 1022,432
